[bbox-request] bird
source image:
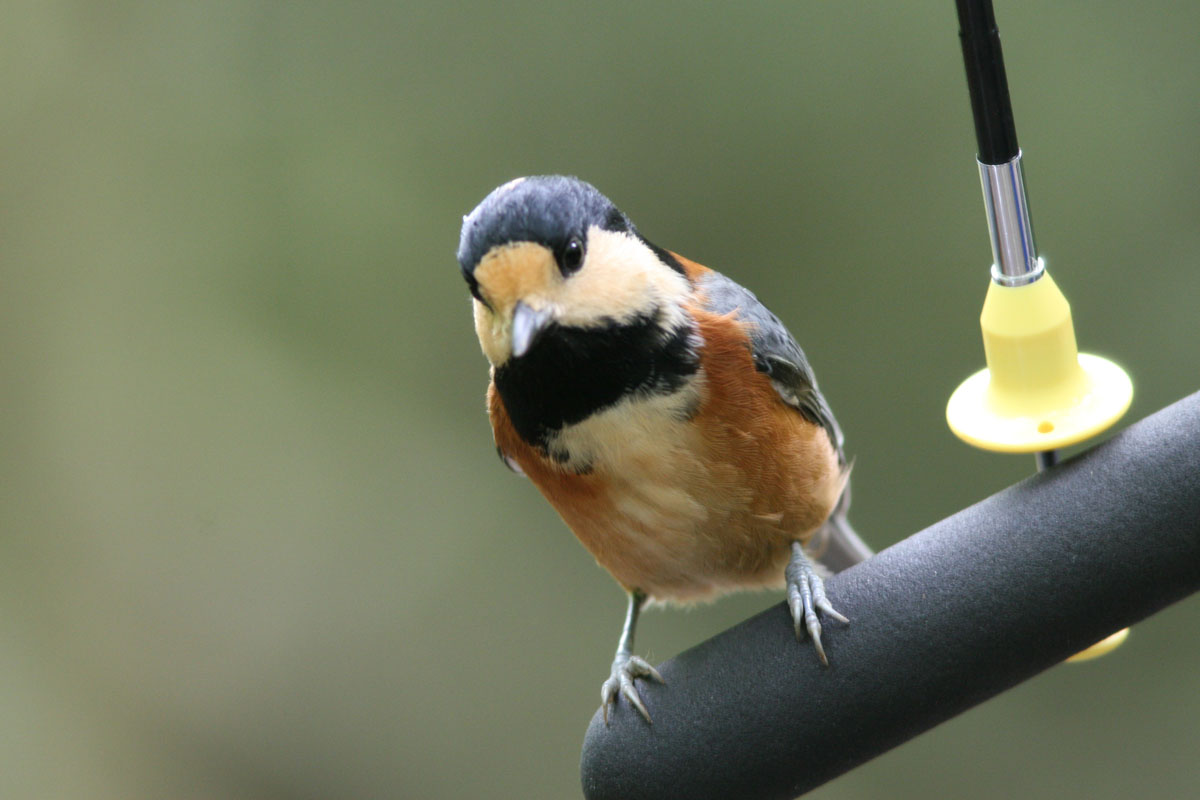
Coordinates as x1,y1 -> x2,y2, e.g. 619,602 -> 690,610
457,175 -> 871,724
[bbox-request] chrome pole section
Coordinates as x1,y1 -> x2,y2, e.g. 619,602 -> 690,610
979,153 -> 1042,286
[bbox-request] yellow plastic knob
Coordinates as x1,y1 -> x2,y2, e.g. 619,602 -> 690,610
946,270 -> 1133,453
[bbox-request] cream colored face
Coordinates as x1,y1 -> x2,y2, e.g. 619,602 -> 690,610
471,226 -> 691,366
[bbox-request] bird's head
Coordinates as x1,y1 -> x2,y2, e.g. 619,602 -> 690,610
457,176 -> 690,367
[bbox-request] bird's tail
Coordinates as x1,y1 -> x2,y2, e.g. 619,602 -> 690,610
812,479 -> 873,573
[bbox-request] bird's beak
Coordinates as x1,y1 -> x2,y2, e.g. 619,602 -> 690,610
511,301 -> 553,358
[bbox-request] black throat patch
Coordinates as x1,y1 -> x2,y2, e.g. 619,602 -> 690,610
493,309 -> 699,452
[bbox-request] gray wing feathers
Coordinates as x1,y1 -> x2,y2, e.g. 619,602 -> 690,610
697,271 -> 844,461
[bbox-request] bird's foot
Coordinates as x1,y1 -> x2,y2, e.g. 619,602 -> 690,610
786,541 -> 849,666
601,652 -> 664,725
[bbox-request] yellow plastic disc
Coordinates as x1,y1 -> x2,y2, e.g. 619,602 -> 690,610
947,353 -> 1133,452
1066,628 -> 1130,663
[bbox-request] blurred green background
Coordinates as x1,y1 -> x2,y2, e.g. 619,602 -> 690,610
3,1 -> 1198,798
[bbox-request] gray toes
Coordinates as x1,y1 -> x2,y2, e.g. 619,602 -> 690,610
602,654 -> 663,725
787,543 -> 849,666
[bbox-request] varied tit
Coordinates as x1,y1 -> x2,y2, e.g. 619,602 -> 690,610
458,175 -> 871,724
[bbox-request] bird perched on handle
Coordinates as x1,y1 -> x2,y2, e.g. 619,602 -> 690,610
458,175 -> 871,724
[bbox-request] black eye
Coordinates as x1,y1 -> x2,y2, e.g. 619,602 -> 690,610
462,265 -> 491,309
559,236 -> 585,275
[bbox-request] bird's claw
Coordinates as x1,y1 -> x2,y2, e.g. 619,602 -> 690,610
601,653 -> 664,725
786,543 -> 849,666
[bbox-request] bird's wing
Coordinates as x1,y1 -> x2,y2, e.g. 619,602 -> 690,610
694,269 -> 873,570
694,270 -> 844,462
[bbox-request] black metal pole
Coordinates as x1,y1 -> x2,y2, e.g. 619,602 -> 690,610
956,0 -> 1019,165
581,391 -> 1200,800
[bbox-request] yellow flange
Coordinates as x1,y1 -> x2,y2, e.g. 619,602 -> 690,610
1065,628 -> 1130,663
946,270 -> 1133,453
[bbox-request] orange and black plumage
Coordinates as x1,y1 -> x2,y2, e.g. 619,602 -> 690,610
459,176 -> 870,723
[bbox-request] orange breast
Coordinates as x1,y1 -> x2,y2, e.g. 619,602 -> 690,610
488,265 -> 843,603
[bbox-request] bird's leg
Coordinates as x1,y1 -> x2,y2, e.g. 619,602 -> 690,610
600,589 -> 663,725
786,541 -> 850,666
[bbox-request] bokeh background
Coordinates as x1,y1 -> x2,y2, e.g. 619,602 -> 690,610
3,1 -> 1198,798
